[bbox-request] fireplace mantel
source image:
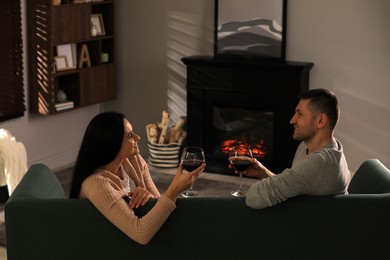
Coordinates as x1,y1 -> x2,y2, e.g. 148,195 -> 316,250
182,56 -> 313,175
182,55 -> 312,71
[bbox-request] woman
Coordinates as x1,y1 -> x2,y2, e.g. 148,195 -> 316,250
69,112 -> 205,245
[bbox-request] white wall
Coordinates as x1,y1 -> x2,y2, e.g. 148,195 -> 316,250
1,0 -> 388,173
104,0 -> 214,151
0,0 -> 102,170
287,0 -> 390,171
109,0 -> 389,172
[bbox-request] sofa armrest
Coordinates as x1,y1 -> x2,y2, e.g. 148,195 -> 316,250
7,163 -> 65,200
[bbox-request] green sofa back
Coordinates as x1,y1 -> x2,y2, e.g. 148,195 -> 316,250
5,160 -> 390,260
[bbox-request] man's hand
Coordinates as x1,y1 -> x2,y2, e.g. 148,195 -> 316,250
228,156 -> 273,179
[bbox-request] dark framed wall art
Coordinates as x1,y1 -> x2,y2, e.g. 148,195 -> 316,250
214,0 -> 287,61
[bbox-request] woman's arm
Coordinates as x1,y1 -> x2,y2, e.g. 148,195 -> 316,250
124,155 -> 160,197
81,163 -> 205,245
81,174 -> 175,245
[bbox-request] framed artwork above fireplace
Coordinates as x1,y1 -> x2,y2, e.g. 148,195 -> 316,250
214,0 -> 287,62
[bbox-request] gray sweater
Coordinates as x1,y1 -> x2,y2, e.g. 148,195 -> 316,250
246,138 -> 350,209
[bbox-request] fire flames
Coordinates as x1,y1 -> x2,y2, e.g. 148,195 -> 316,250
220,139 -> 268,158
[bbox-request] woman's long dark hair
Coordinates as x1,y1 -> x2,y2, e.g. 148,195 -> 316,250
69,112 -> 125,198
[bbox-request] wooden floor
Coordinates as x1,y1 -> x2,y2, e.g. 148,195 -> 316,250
54,164 -> 258,198
0,204 -> 5,260
0,246 -> 6,259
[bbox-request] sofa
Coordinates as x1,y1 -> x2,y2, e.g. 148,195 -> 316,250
5,159 -> 390,260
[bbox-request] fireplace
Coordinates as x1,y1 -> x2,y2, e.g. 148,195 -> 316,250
182,56 -> 313,175
215,106 -> 273,160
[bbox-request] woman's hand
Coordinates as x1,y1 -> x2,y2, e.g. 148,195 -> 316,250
164,163 -> 206,202
128,186 -> 154,209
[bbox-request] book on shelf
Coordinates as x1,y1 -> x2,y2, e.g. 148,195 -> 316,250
55,101 -> 74,111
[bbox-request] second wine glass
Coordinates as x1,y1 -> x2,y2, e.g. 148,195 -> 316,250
181,146 -> 205,197
229,144 -> 253,197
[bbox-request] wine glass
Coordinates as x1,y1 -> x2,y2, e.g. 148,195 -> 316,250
229,145 -> 253,197
181,147 -> 205,197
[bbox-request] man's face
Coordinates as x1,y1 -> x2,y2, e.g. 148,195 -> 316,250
289,99 -> 318,142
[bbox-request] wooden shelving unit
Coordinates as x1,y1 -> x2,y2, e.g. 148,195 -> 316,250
27,0 -> 116,114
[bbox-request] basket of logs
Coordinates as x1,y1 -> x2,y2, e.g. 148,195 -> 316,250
146,111 -> 186,168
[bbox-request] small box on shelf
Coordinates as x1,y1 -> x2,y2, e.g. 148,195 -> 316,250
55,101 -> 74,111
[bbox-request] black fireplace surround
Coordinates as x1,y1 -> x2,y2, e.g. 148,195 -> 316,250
182,56 -> 313,175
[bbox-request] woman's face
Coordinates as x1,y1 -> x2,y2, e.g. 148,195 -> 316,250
119,119 -> 141,159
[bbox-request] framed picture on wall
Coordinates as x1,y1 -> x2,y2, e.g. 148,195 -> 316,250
214,0 -> 287,61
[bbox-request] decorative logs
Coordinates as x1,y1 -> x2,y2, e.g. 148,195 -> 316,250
146,111 -> 186,145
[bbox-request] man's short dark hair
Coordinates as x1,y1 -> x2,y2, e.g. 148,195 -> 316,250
298,88 -> 339,130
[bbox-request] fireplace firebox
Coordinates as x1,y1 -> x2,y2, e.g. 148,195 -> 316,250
182,56 -> 313,175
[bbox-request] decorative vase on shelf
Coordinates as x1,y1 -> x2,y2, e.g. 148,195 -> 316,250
56,90 -> 67,102
101,53 -> 109,63
91,24 -> 97,37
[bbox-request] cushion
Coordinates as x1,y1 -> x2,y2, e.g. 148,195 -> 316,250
348,159 -> 390,194
7,163 -> 65,201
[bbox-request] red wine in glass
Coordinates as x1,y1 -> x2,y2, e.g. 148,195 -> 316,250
182,159 -> 204,172
232,160 -> 252,172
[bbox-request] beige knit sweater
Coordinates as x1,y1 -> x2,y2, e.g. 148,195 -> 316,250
80,155 -> 176,245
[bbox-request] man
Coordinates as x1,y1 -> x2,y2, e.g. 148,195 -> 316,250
236,88 -> 350,209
